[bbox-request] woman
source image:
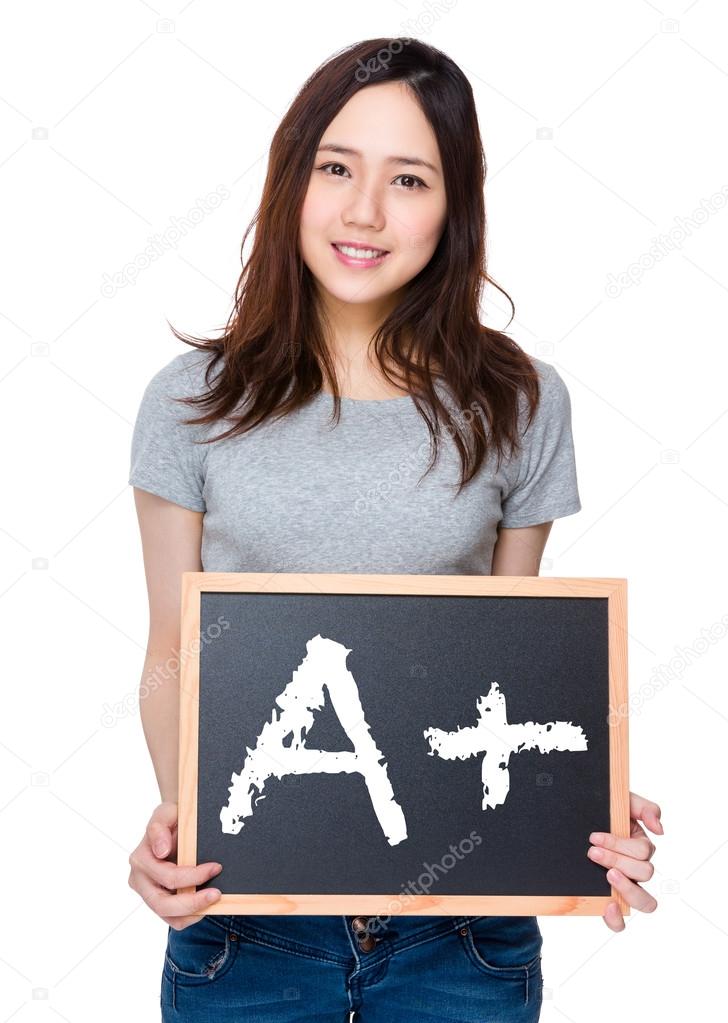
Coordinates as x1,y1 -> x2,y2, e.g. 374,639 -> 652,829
127,37 -> 662,1023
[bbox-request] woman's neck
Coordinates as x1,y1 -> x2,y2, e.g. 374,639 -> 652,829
315,291 -> 442,400
320,352 -> 411,400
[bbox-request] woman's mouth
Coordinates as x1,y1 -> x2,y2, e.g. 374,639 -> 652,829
331,242 -> 390,268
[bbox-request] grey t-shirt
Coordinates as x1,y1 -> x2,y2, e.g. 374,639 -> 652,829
129,349 -> 581,574
128,348 -> 581,938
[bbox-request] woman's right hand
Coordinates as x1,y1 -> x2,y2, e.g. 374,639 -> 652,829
128,800 -> 223,930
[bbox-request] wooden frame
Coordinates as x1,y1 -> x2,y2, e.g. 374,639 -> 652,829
178,572 -> 629,917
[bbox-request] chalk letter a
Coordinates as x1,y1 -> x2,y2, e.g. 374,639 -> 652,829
219,634 -> 408,846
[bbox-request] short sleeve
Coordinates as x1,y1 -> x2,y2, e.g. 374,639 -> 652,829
128,353 -> 208,512
500,362 -> 581,528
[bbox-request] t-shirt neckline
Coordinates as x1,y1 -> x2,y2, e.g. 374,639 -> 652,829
314,390 -> 414,407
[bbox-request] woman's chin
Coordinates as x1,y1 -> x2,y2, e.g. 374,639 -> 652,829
316,277 -> 395,306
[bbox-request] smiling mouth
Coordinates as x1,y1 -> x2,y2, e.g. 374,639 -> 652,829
332,242 -> 390,258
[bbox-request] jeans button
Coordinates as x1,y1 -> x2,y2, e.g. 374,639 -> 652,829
351,916 -> 377,952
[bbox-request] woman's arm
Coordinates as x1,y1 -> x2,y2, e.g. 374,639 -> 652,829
132,488 -> 204,801
490,521 -> 553,576
493,521 -> 664,931
128,489 -> 225,928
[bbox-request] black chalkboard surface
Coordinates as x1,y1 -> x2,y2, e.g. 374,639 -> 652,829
177,573 -> 629,917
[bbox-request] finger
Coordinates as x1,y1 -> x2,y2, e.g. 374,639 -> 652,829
629,791 -> 664,835
603,901 -> 625,932
587,844 -> 654,882
156,861 -> 224,893
147,803 -> 178,858
136,870 -> 223,920
153,886 -> 222,921
129,841 -> 222,889
630,819 -> 657,859
606,867 -> 658,913
589,829 -> 654,861
139,847 -> 224,892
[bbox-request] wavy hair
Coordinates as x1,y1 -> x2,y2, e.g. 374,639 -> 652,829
169,36 -> 540,494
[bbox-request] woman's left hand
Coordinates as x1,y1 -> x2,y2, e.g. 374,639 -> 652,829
587,790 -> 663,931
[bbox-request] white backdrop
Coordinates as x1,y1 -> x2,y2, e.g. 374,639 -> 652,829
5,0 -> 725,1019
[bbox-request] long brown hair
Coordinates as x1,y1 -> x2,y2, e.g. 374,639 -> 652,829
169,36 -> 540,495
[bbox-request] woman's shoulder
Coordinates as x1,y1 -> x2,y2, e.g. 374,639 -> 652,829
526,354 -> 564,391
131,347 -> 226,449
518,355 -> 572,423
143,347 -> 221,399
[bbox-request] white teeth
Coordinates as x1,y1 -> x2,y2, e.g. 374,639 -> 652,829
334,244 -> 387,259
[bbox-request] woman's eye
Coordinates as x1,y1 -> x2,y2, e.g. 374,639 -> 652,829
318,162 -> 349,178
316,164 -> 426,190
393,174 -> 426,191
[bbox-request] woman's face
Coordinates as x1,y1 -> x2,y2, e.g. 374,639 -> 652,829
299,81 -> 447,310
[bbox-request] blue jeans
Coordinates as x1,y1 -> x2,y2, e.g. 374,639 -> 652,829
161,913 -> 543,1021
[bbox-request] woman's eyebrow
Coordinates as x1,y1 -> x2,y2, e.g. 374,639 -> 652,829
316,142 -> 440,176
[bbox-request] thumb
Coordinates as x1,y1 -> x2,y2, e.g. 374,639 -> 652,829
148,800 -> 178,858
630,791 -> 664,835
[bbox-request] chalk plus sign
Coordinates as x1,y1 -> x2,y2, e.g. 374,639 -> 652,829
423,681 -> 588,810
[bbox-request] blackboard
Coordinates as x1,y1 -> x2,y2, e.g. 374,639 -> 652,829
177,573 -> 629,917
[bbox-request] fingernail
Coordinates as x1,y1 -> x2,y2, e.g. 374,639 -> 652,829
206,889 -> 221,900
212,863 -> 223,874
589,832 -> 603,843
607,868 -> 619,881
154,841 -> 167,857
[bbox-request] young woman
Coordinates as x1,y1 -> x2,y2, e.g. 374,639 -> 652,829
127,37 -> 663,1023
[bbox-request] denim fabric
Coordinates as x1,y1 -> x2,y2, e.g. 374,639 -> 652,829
161,913 -> 543,1021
